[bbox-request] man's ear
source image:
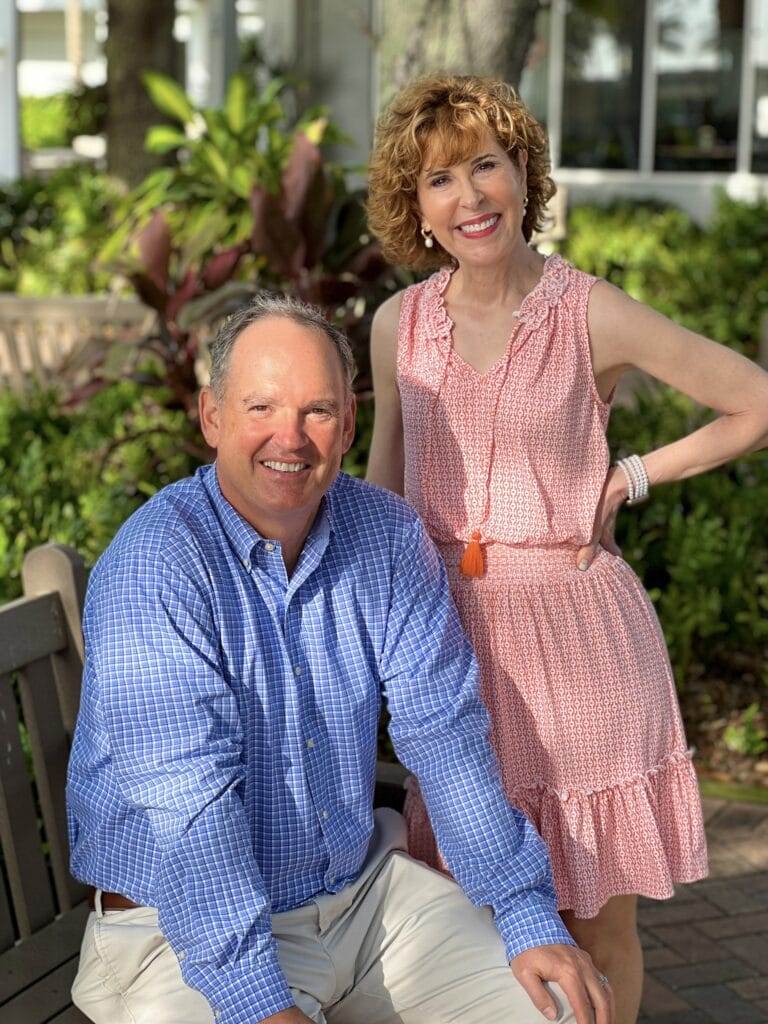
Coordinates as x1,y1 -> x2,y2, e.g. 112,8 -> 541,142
199,386 -> 221,449
342,391 -> 357,455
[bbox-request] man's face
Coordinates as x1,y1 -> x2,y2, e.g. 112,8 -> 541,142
200,316 -> 356,537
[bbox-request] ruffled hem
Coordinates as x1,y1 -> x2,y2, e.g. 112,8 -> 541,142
403,749 -> 709,920
510,750 -> 709,919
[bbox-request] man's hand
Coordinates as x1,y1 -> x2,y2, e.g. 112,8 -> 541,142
512,944 -> 614,1024
260,1008 -> 315,1024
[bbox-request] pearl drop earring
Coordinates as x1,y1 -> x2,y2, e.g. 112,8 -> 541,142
421,226 -> 434,249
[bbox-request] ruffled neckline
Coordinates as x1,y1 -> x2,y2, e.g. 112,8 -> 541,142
423,252 -> 570,362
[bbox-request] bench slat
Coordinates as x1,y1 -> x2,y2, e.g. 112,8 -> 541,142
0,868 -> 16,955
49,1007 -> 90,1023
0,674 -> 56,937
0,595 -> 67,676
0,902 -> 88,1005
0,957 -> 80,1023
18,658 -> 88,912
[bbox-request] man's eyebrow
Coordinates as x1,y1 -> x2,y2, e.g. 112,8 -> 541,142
240,393 -> 272,406
306,399 -> 341,413
238,394 -> 341,412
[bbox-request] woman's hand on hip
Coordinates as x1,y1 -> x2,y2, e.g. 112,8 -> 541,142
575,467 -> 627,571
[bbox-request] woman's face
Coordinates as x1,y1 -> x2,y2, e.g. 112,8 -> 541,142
415,129 -> 527,268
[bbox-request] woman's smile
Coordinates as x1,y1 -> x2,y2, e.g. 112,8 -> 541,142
455,213 -> 501,238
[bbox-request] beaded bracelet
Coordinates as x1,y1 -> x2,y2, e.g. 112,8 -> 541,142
616,455 -> 649,506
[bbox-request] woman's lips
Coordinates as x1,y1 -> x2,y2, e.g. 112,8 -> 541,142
455,214 -> 501,239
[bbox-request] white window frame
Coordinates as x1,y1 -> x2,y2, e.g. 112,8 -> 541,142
551,0 -> 760,179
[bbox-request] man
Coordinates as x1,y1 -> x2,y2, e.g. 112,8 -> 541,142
67,294 -> 613,1024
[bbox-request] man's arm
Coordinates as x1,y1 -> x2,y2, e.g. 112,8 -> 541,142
379,520 -> 574,956
86,546 -> 295,1024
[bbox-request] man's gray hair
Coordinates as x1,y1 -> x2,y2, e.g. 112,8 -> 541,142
208,292 -> 357,399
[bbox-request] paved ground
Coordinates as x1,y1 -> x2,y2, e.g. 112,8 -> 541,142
638,796 -> 768,1023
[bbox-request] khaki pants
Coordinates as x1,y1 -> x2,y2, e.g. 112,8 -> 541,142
73,810 -> 575,1024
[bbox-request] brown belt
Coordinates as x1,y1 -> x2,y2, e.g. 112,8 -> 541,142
88,887 -> 141,911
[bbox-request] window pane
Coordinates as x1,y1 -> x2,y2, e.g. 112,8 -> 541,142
561,2 -> 645,169
753,1 -> 768,172
655,0 -> 744,171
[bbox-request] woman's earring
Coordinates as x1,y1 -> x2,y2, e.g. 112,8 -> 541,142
523,196 -> 529,211
421,226 -> 434,249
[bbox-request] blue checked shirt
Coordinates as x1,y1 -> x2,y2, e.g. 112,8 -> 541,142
67,464 -> 574,1023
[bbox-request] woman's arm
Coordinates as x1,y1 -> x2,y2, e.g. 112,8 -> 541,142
589,281 -> 768,485
574,281 -> 768,570
366,290 -> 406,495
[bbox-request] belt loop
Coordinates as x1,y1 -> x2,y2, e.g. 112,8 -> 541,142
94,889 -> 104,918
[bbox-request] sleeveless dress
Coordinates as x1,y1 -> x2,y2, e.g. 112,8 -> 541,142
398,253 -> 708,919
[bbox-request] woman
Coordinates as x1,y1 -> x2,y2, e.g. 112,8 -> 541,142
365,74 -> 768,1024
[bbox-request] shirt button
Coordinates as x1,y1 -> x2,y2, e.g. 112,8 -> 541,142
321,809 -> 329,819
177,949 -> 186,961
306,738 -> 315,750
265,542 -> 275,552
293,665 -> 302,676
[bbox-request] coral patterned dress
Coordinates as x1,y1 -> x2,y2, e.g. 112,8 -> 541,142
399,253 -> 708,918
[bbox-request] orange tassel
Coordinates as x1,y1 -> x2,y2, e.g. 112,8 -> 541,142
459,530 -> 485,577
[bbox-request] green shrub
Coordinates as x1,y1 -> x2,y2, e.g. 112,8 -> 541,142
562,193 -> 768,359
0,166 -> 123,295
20,94 -> 72,150
0,382 -> 202,604
609,384 -> 768,687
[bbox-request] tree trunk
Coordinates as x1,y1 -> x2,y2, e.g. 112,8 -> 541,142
462,0 -> 544,89
105,0 -> 178,186
387,0 -> 544,95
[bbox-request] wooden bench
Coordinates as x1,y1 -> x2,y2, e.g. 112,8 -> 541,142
0,543 -> 407,1022
0,544 -> 90,1022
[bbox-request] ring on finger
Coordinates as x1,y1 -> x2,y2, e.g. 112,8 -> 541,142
597,973 -> 610,989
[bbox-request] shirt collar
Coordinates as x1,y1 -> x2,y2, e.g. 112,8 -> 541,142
199,463 -> 335,570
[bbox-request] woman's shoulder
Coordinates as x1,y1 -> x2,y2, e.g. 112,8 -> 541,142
373,269 -> 445,334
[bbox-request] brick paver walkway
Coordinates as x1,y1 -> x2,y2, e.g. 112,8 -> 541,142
638,796 -> 768,1023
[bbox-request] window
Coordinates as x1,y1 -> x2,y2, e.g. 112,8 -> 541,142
654,0 -> 744,171
560,2 -> 646,169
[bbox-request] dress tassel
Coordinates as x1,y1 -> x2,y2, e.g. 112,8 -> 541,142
459,530 -> 485,578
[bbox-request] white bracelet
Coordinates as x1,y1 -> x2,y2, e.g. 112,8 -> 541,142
616,455 -> 649,506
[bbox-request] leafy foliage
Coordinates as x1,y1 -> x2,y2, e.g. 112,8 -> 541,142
20,87 -> 108,150
0,166 -> 123,295
609,384 -> 768,688
562,194 -> 768,359
95,72 -> 396,412
20,94 -> 72,150
723,703 -> 768,757
0,383 -> 202,604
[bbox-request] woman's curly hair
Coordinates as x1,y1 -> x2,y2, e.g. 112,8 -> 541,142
367,74 -> 555,272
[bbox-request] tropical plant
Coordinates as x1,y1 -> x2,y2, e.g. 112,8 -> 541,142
97,72 -> 396,413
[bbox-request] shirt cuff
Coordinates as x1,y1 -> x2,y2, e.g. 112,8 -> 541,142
494,892 -> 577,962
183,942 -> 295,1024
